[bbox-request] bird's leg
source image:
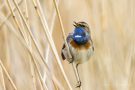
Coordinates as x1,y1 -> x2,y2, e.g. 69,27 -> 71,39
75,63 -> 81,88
72,63 -> 81,88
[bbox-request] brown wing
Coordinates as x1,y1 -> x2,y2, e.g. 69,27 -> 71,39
61,44 -> 66,60
61,33 -> 73,60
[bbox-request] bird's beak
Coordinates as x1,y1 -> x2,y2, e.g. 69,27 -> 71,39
73,21 -> 78,27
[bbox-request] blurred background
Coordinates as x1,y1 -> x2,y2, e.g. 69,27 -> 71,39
0,0 -> 135,90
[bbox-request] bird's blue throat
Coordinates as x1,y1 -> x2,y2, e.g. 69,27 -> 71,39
73,27 -> 90,45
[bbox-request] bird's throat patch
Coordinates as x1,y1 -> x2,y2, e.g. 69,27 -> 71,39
70,40 -> 91,50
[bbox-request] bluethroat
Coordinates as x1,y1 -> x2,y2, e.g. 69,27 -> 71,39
61,21 -> 94,87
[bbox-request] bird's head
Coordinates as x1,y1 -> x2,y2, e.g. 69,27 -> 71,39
73,21 -> 91,45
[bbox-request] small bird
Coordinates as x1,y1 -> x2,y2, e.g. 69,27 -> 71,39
61,21 -> 94,87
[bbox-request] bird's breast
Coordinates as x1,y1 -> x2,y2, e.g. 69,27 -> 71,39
69,40 -> 94,64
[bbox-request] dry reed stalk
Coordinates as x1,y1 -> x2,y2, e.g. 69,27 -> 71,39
31,0 -> 72,89
53,0 -> 84,89
29,58 -> 37,90
12,0 -> 52,87
0,65 -> 6,90
43,1 -> 60,90
24,0 -> 29,23
0,59 -> 17,90
52,0 -> 72,59
6,0 -> 27,41
12,0 -> 58,89
29,51 -> 48,90
44,13 -> 57,88
12,0 -> 51,76
1,9 -> 36,90
0,3 -> 61,88
31,0 -> 65,89
5,1 -> 48,89
24,1 -> 37,89
52,0 -> 83,89
0,0 -> 23,28
0,12 -> 62,90
7,0 -> 45,90
45,0 -> 59,66
0,15 -> 27,90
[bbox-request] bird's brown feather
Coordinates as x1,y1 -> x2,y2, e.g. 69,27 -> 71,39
70,40 -> 91,50
61,44 -> 66,60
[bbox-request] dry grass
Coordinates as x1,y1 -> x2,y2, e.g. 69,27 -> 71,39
0,0 -> 135,90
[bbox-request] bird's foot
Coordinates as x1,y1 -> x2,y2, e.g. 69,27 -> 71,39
75,81 -> 81,88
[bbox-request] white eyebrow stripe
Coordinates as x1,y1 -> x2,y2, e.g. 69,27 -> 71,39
75,35 -> 82,38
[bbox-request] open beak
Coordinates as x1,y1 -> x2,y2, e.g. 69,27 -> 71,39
73,21 -> 78,27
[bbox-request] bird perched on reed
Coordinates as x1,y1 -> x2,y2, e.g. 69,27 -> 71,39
61,21 -> 94,87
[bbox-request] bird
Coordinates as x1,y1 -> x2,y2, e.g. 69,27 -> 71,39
61,21 -> 94,88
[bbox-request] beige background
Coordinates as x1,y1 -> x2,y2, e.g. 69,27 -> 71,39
0,0 -> 135,90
